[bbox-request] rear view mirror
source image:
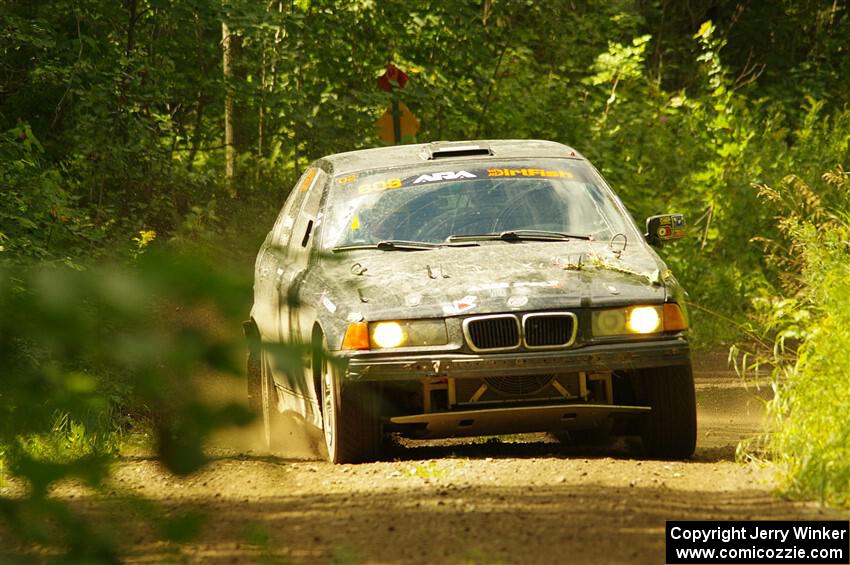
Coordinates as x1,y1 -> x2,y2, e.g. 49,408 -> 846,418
645,214 -> 685,247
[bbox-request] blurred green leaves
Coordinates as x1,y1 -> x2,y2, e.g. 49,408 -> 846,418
0,251 -> 255,557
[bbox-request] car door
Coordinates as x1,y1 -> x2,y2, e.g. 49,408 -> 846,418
276,167 -> 325,342
252,171 -> 312,343
269,166 -> 327,425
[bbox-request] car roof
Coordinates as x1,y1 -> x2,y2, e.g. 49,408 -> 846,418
314,139 -> 586,176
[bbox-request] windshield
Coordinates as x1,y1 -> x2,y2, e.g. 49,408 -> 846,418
322,159 -> 638,250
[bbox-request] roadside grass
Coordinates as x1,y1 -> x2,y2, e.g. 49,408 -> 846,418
738,211 -> 850,508
761,223 -> 850,508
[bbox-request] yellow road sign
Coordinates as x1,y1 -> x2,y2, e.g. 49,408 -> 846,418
377,101 -> 419,144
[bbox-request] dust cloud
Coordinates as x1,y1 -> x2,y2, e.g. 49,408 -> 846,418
195,369 -> 325,460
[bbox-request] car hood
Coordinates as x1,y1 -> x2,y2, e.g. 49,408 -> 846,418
316,241 -> 671,321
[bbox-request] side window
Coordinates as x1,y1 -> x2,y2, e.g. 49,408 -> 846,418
270,168 -> 319,248
292,169 -> 327,250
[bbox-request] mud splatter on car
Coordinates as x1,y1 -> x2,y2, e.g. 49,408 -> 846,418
246,140 -> 694,463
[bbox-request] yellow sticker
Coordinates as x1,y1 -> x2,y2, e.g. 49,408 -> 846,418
357,178 -> 402,195
299,168 -> 318,192
351,215 -> 361,231
337,174 -> 357,185
487,168 -> 574,179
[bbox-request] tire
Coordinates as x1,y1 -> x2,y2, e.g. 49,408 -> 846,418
244,320 -> 263,416
259,349 -> 285,451
637,363 -> 697,459
247,349 -> 262,416
319,346 -> 382,464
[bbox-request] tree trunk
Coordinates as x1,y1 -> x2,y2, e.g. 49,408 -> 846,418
258,47 -> 266,159
187,92 -> 206,172
222,21 -> 245,198
118,0 -> 138,146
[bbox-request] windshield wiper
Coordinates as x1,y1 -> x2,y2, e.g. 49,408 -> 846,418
333,240 -> 437,252
446,230 -> 592,243
333,240 -> 481,253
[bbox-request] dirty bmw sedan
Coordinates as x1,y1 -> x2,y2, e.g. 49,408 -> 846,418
245,140 -> 695,463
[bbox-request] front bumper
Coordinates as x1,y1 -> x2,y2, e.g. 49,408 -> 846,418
345,338 -> 689,382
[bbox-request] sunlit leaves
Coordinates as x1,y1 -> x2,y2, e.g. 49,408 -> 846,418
587,34 -> 652,86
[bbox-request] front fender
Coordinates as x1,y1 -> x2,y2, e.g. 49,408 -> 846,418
313,308 -> 355,351
663,271 -> 690,326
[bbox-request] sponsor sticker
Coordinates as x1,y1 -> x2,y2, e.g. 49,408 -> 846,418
358,178 -> 402,194
413,170 -> 477,184
487,168 -> 574,179
442,295 -> 477,316
320,293 -> 337,313
299,168 -> 318,192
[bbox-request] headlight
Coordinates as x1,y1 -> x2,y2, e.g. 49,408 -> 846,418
371,322 -> 405,348
592,304 -> 687,337
593,308 -> 627,335
369,319 -> 448,349
627,306 -> 661,333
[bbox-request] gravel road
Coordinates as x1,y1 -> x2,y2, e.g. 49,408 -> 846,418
3,355 -> 848,564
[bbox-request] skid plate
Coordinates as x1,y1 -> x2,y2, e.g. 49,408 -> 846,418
389,403 -> 650,438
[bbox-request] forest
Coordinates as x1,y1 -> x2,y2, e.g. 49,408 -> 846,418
2,0 -> 849,560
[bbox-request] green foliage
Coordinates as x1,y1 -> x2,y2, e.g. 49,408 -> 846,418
0,124 -> 103,262
737,168 -> 850,508
0,252 -> 255,558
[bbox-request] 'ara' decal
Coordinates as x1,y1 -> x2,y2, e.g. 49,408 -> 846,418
413,171 -> 476,184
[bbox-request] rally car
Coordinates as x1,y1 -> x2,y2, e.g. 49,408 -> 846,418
245,140 -> 695,463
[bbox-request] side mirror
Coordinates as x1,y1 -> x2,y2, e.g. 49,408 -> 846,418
645,214 -> 686,247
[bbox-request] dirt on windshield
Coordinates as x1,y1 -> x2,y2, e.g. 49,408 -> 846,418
3,352 -> 847,564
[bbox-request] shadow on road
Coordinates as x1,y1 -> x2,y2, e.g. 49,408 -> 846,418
54,480 -> 831,564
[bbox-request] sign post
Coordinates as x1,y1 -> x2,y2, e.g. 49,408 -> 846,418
377,64 -> 419,144
391,98 -> 402,144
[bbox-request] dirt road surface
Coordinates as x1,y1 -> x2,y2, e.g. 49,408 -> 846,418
3,355 -> 848,564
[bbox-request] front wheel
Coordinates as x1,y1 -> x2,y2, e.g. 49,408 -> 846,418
259,349 -> 285,451
320,349 -> 382,464
636,363 -> 697,459
247,349 -> 262,416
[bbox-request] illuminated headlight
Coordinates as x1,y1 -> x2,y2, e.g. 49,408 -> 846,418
592,304 -> 685,337
627,306 -> 662,333
369,320 -> 448,349
371,322 -> 405,348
